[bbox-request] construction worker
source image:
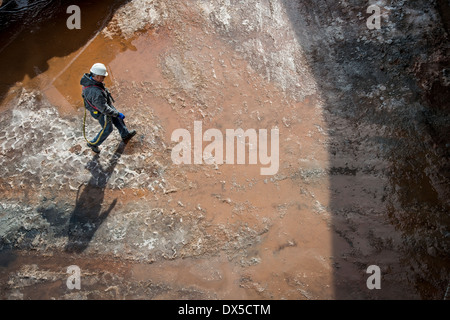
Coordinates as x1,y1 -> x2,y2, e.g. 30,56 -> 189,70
81,63 -> 136,153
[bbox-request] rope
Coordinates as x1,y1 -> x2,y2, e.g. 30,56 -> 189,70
83,107 -> 109,146
82,85 -> 109,146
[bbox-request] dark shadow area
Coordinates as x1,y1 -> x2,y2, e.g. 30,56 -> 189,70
0,0 -> 131,104
65,142 -> 126,253
281,0 -> 449,299
0,248 -> 16,268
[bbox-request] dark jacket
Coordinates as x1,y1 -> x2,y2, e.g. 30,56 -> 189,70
80,73 -> 119,117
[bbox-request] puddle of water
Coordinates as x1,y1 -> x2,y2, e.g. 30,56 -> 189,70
0,0 -> 130,112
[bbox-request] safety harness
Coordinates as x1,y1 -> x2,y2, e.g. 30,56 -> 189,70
82,85 -> 109,146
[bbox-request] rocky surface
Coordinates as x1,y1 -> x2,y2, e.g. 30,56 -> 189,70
0,0 -> 448,300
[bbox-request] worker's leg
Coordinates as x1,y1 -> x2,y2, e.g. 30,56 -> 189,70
90,113 -> 113,146
111,116 -> 133,140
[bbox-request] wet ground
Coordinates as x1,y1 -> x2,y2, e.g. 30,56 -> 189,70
0,0 -> 449,300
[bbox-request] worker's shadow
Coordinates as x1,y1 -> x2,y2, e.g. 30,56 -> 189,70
65,142 -> 127,254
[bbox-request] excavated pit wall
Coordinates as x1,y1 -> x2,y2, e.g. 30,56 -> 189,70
0,0 -> 448,299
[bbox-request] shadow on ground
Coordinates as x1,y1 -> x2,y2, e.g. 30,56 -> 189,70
65,142 -> 126,253
281,0 -> 450,299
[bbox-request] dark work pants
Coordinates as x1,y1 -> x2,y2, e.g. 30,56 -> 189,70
89,111 -> 130,146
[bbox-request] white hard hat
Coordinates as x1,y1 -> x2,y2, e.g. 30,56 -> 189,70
90,63 -> 108,76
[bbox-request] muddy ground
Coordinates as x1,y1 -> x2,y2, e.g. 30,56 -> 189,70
0,0 -> 448,300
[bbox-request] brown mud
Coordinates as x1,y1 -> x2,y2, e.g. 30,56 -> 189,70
0,0 -> 448,300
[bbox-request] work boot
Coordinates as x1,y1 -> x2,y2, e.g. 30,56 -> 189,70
122,129 -> 137,142
87,142 -> 100,153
